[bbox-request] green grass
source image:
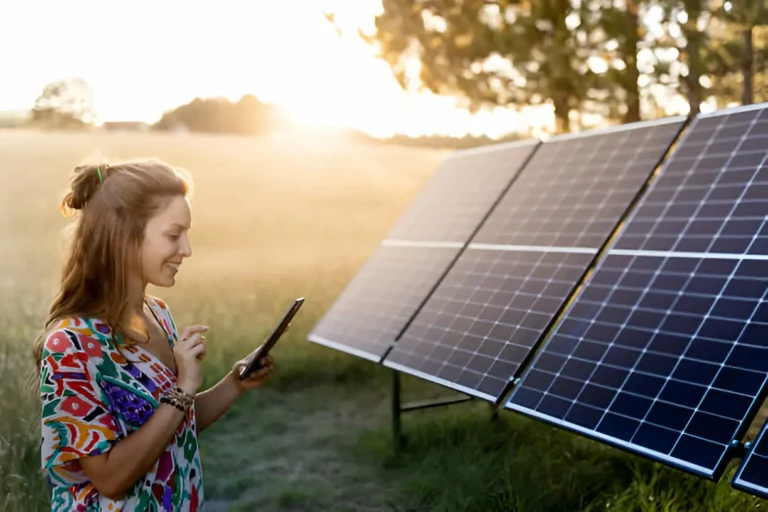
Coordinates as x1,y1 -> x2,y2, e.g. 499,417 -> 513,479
1,130 -> 767,511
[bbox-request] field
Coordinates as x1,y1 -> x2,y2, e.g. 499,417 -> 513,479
1,129 -> 767,511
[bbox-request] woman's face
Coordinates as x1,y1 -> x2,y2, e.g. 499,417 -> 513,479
140,195 -> 193,287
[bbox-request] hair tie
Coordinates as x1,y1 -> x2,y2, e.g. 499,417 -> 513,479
96,166 -> 104,183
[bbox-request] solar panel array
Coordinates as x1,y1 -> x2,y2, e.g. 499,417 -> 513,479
308,139 -> 540,361
383,118 -> 687,401
506,105 -> 768,481
308,102 -> 768,501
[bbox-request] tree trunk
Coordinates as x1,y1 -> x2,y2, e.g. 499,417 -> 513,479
743,26 -> 754,105
684,32 -> 703,115
624,1 -> 641,123
553,96 -> 571,133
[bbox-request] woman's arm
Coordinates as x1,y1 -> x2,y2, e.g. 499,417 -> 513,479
195,371 -> 243,432
79,403 -> 187,500
195,356 -> 276,431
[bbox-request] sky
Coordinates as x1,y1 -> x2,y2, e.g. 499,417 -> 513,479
0,0 -> 698,139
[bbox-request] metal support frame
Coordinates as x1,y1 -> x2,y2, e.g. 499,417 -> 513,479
391,370 -> 499,450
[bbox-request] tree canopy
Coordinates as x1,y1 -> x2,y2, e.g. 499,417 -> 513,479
152,95 -> 286,135
30,78 -> 96,129
348,0 -> 768,134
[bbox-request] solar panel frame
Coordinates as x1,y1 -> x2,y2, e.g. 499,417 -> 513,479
732,416 -> 768,499
505,103 -> 768,481
308,139 -> 542,363
382,116 -> 689,403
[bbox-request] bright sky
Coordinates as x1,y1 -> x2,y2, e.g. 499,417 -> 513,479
0,0 -> 697,139
0,0 -> 560,138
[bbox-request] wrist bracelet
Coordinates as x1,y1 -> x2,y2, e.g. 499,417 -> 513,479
160,385 -> 194,412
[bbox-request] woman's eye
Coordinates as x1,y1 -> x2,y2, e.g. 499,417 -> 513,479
167,235 -> 180,241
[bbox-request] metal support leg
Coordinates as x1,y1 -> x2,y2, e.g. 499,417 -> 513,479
391,369 -> 403,451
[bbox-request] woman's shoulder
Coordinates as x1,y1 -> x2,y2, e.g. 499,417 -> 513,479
42,316 -> 114,359
145,294 -> 179,339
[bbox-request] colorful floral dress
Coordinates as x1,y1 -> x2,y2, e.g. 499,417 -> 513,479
39,295 -> 204,511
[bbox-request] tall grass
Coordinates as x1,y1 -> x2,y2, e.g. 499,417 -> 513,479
1,130 -> 766,511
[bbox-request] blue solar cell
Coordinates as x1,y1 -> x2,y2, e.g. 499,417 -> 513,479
733,418 -> 768,499
384,118 -> 687,401
506,103 -> 768,479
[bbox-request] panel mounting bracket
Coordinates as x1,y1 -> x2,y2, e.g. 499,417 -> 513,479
390,370 -> 499,451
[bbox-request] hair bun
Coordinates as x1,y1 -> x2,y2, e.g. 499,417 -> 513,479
63,163 -> 109,211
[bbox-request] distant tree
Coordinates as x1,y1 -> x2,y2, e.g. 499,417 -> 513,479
153,95 -> 283,135
30,78 -> 96,129
584,0 -> 648,124
707,25 -> 768,106
712,0 -> 768,105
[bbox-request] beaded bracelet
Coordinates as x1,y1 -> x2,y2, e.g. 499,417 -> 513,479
160,385 -> 194,412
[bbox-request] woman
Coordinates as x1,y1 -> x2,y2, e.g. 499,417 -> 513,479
34,159 -> 275,511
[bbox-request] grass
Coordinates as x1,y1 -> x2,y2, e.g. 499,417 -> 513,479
1,129 -> 766,511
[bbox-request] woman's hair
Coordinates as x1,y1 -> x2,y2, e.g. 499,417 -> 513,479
32,158 -> 193,373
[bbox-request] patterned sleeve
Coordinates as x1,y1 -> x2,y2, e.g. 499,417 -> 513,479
39,327 -> 120,486
149,296 -> 180,343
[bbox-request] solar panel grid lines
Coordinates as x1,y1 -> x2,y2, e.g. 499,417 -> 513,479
383,138 -> 540,244
733,416 -> 768,499
471,116 -> 688,249
505,103 -> 768,481
384,246 -> 598,401
308,244 -> 463,362
382,117 -> 689,403
308,139 -> 542,363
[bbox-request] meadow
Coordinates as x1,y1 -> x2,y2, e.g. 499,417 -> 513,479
1,129 -> 767,511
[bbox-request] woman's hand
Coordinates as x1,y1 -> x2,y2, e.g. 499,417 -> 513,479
173,325 -> 209,396
232,352 -> 275,393
230,321 -> 287,392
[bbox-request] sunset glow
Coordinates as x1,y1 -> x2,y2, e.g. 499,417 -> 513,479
0,0 -> 565,138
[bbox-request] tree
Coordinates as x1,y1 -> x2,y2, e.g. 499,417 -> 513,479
706,25 -> 768,105
713,0 -> 768,105
653,0 -> 732,115
587,0 -> 647,124
30,78 -> 96,129
153,95 -> 284,135
366,0 -> 600,134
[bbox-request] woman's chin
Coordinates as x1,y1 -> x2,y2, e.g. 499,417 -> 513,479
148,272 -> 177,288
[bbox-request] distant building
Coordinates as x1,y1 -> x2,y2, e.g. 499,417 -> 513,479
102,121 -> 150,132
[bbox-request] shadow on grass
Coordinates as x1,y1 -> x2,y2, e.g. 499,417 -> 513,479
349,404 -> 768,512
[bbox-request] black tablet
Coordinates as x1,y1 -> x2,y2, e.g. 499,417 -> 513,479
238,297 -> 304,380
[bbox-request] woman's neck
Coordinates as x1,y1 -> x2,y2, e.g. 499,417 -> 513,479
126,277 -> 148,315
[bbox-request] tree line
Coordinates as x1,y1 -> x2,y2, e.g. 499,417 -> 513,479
24,78 -> 525,148
348,0 -> 768,134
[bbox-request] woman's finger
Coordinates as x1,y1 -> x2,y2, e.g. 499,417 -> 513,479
187,342 -> 207,358
179,325 -> 209,340
250,365 -> 274,380
180,332 -> 206,348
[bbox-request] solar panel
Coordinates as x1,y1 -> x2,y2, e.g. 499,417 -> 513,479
308,140 -> 540,361
506,103 -> 768,480
732,416 -> 768,499
384,140 -> 541,242
383,117 -> 687,401
308,244 -> 463,361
